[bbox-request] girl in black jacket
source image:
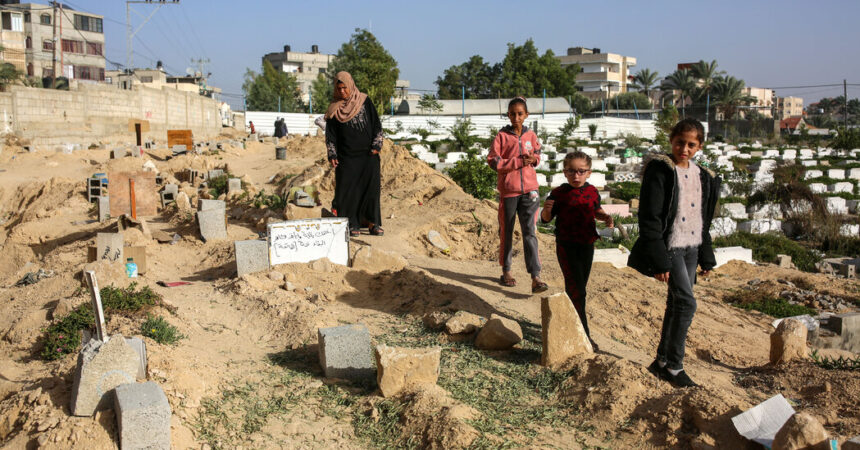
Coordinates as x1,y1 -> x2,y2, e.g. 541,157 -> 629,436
628,118 -> 720,387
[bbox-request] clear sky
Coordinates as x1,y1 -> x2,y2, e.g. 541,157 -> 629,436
57,0 -> 860,110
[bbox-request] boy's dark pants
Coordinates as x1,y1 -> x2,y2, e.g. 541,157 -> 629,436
556,241 -> 594,337
657,246 -> 699,370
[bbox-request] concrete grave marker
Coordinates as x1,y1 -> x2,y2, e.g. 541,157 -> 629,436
197,208 -> 227,242
198,199 -> 226,212
70,335 -> 141,416
234,239 -> 269,277
114,382 -> 171,450
318,324 -> 375,380
96,233 -> 124,263
227,178 -> 242,194
98,196 -> 110,222
268,218 -> 349,266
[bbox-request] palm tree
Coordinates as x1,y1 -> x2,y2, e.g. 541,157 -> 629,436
690,60 -> 724,123
661,69 -> 695,117
711,75 -> 756,121
629,68 -> 659,97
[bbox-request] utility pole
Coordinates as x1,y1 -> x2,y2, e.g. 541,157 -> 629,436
126,0 -> 180,89
58,2 -> 63,78
845,79 -> 849,129
51,1 -> 57,87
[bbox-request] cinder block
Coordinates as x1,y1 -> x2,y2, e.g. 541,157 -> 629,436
234,240 -> 269,277
70,336 -> 140,416
98,195 -> 110,222
111,148 -> 128,159
160,191 -> 175,209
197,209 -> 227,242
198,199 -> 226,212
114,382 -> 171,450
227,178 -> 242,194
163,184 -> 178,196
318,324 -> 375,380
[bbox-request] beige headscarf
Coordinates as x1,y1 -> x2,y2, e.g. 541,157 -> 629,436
325,71 -> 368,123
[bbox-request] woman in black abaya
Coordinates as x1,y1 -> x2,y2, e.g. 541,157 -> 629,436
325,71 -> 384,236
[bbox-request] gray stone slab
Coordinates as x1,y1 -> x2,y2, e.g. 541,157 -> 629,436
318,324 -> 375,380
227,178 -> 242,194
161,192 -> 175,209
124,337 -> 147,380
234,239 -> 269,277
163,184 -> 178,196
70,335 -> 140,416
96,232 -> 124,262
197,209 -> 227,242
98,196 -> 110,222
208,169 -> 224,180
823,313 -> 860,336
111,148 -> 128,159
114,381 -> 171,450
198,199 -> 226,212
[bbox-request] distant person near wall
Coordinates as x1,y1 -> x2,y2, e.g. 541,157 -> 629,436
248,121 -> 255,134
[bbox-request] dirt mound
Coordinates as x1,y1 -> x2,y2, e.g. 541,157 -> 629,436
393,384 -> 479,449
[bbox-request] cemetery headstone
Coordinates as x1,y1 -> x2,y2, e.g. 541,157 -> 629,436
114,382 -> 171,450
318,324 -> 375,380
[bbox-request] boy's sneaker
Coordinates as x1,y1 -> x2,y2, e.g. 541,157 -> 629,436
666,369 -> 699,388
646,360 -> 670,381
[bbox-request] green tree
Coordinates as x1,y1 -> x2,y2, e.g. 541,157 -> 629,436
661,69 -> 696,117
495,39 -> 579,98
654,105 -> 679,149
242,60 -> 304,112
588,123 -> 598,140
435,55 -> 499,99
310,74 -> 333,115
448,118 -> 480,152
556,116 -> 580,149
571,93 -> 592,114
417,93 -> 443,115
609,92 -> 652,110
629,68 -> 659,97
447,154 -> 497,199
690,60 -> 724,119
712,75 -> 755,120
329,28 -> 399,115
0,62 -> 20,91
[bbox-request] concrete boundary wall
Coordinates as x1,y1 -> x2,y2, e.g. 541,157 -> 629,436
0,84 -> 222,146
244,111 -> 657,140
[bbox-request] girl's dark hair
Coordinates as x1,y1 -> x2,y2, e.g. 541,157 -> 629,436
563,151 -> 591,168
508,96 -> 528,113
669,118 -> 705,144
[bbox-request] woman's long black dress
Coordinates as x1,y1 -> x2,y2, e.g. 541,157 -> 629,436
325,97 -> 384,230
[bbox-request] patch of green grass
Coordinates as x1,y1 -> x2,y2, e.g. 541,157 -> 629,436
727,293 -> 815,318
208,173 -> 233,198
100,282 -> 163,314
250,191 -> 286,210
141,315 -> 185,345
811,350 -> 860,371
351,398 -> 416,450
714,232 -> 821,272
41,305 -> 94,360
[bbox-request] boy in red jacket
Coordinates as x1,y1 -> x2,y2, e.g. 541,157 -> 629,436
487,97 -> 548,293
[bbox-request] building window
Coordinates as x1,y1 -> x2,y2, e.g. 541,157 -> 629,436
74,65 -> 104,81
40,14 -> 50,25
25,36 -> 31,49
140,76 -> 153,83
24,12 -> 30,23
74,14 -> 103,33
27,63 -> 33,77
62,39 -> 84,54
42,40 -> 53,52
43,67 -> 53,77
2,12 -> 24,31
86,42 -> 102,56
318,68 -> 325,74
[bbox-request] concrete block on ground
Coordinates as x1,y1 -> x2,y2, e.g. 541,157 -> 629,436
197,209 -> 227,242
227,178 -> 242,194
163,184 -> 178,196
541,292 -> 593,369
124,337 -> 147,380
198,199 -> 226,212
825,197 -> 848,214
803,169 -> 823,180
849,168 -> 860,181
841,224 -> 860,237
589,172 -> 606,188
714,246 -> 754,268
738,219 -> 782,234
70,335 -> 140,416
809,183 -> 827,194
829,182 -> 854,194
234,239 -> 269,277
827,169 -> 846,179
748,203 -> 782,220
111,148 -> 128,159
207,169 -> 224,180
98,196 -> 110,222
375,345 -> 441,397
96,232 -> 124,263
720,202 -> 748,219
114,381 -> 171,450
593,248 -> 629,268
822,313 -> 860,339
318,324 -> 375,380
160,191 -> 175,209
711,217 -> 737,237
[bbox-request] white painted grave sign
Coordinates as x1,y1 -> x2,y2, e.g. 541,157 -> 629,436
268,218 -> 349,266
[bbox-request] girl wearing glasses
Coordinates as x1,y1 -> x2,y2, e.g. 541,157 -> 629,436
540,151 -> 613,351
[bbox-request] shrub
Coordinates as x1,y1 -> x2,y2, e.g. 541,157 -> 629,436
100,282 -> 163,314
607,181 -> 641,202
251,192 -> 286,210
588,123 -> 598,140
208,173 -> 233,198
41,306 -> 94,360
731,295 -> 815,318
448,118 -> 480,152
448,154 -> 497,200
141,315 -> 185,345
713,232 -> 821,272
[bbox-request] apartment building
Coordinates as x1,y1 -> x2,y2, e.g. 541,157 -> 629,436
263,44 -> 334,103
106,63 -> 221,99
776,96 -> 803,119
1,1 -> 105,82
0,7 -> 26,74
742,87 -> 774,118
557,46 -> 636,101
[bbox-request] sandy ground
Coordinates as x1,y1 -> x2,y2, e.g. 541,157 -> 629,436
0,132 -> 858,449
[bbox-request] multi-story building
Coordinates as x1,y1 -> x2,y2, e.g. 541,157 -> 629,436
0,7 -> 26,74
557,47 -> 636,101
777,96 -> 803,119
262,44 -> 333,103
105,63 -> 221,99
742,87 -> 774,118
1,1 -> 105,82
